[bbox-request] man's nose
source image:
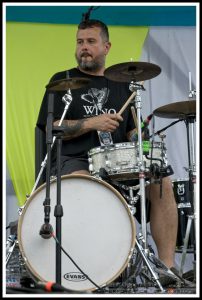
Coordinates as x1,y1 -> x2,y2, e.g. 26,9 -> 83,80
80,41 -> 89,50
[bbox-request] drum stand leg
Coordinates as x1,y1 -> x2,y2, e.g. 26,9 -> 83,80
132,84 -> 166,291
134,237 -> 165,292
120,82 -> 168,293
114,234 -> 180,293
179,214 -> 195,277
179,115 -> 197,279
6,235 -> 17,266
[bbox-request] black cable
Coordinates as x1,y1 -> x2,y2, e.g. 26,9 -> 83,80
150,119 -> 183,138
81,6 -> 100,22
51,232 -> 105,292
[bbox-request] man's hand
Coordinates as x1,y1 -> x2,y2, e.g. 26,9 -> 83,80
89,113 -> 123,132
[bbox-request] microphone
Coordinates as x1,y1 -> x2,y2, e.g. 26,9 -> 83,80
142,114 -> 152,155
141,113 -> 153,130
39,223 -> 53,239
130,114 -> 153,142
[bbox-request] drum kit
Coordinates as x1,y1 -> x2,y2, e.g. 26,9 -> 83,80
6,62 -> 196,294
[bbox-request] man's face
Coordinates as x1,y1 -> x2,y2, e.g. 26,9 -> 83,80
75,26 -> 111,72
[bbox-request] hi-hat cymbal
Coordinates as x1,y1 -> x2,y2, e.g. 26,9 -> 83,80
104,62 -> 161,82
46,78 -> 91,91
153,100 -> 196,119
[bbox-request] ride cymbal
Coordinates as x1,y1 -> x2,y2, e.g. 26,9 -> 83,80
153,100 -> 196,119
46,78 -> 91,91
104,62 -> 161,82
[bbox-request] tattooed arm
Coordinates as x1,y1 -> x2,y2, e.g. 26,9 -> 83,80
53,119 -> 90,140
53,114 -> 123,141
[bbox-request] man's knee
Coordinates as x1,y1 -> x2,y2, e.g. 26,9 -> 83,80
146,176 -> 175,202
71,170 -> 90,175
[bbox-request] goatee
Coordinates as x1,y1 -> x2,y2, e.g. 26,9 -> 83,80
75,54 -> 105,72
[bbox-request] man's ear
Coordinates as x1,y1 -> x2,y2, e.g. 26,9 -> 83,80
104,41 -> 111,55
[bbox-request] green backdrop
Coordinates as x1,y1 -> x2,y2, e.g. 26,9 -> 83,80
6,22 -> 148,206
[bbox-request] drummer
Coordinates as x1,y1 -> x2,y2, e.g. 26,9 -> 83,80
37,19 -> 178,286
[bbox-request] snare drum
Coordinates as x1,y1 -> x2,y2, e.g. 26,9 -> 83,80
88,142 -> 167,180
172,179 -> 195,250
18,175 -> 136,292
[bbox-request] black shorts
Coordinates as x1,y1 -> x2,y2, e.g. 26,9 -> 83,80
51,155 -> 89,176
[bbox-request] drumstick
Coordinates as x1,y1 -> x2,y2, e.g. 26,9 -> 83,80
131,106 -> 139,131
118,91 -> 136,115
118,81 -> 144,115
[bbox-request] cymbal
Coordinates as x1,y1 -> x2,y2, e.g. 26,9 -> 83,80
46,78 -> 91,91
104,62 -> 161,82
153,100 -> 196,119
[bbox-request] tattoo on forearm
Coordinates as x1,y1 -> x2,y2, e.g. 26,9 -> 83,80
63,119 -> 86,137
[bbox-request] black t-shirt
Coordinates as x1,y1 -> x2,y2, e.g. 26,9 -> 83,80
37,68 -> 136,157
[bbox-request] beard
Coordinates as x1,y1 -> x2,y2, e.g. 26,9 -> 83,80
75,52 -> 105,72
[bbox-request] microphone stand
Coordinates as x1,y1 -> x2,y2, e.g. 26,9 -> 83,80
52,128 -> 64,284
39,90 -> 73,284
18,89 -> 73,217
31,90 -> 73,195
38,89 -> 73,284
41,93 -> 54,230
41,89 -> 73,284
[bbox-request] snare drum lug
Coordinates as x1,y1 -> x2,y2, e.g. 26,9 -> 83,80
88,158 -> 94,172
89,163 -> 94,172
105,160 -> 111,168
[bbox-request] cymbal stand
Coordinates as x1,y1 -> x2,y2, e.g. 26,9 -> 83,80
129,81 -> 148,249
129,82 -> 165,292
179,113 -> 196,276
18,89 -> 73,215
179,77 -> 196,277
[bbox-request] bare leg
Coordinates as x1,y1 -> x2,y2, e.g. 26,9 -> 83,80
146,177 -> 178,268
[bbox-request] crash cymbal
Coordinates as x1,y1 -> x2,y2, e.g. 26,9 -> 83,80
46,78 -> 91,91
104,62 -> 161,82
153,100 -> 196,119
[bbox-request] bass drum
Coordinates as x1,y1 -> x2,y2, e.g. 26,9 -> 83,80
18,174 -> 136,292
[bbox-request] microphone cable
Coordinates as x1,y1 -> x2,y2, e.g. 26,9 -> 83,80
50,232 -> 105,292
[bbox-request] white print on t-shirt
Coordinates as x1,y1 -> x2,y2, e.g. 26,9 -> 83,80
81,87 -> 116,116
